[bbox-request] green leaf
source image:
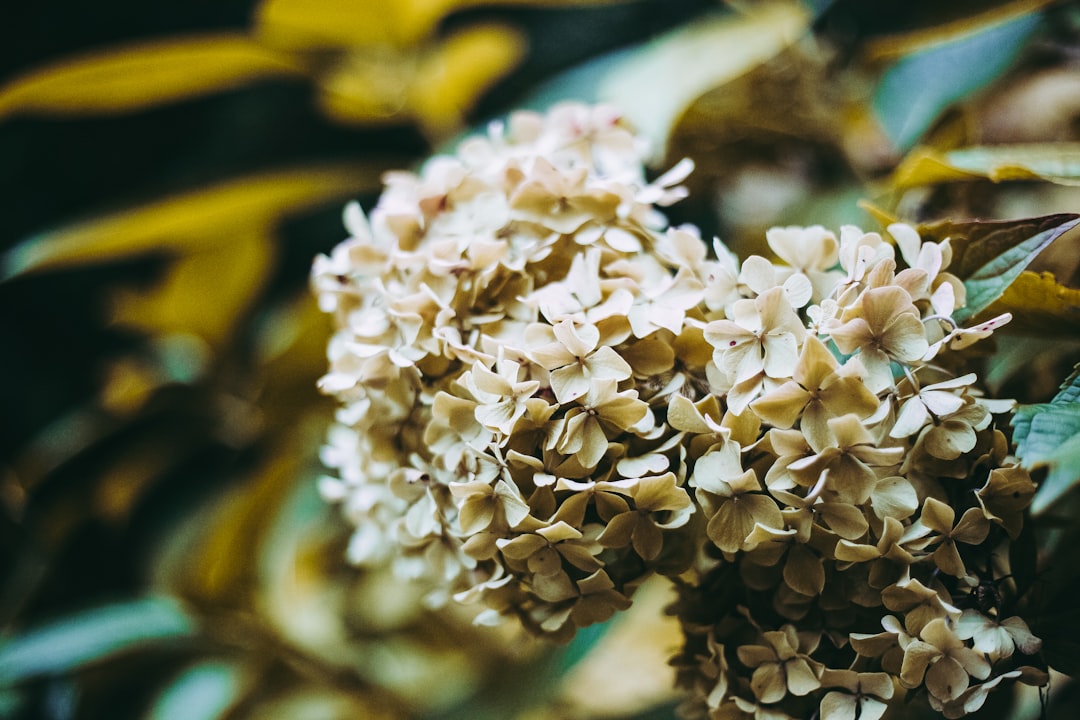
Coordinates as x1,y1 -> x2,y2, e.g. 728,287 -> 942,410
951,216 -> 1080,324
0,596 -> 194,685
917,214 -> 1079,280
873,9 -> 1042,152
1013,364 -> 1080,514
146,661 -> 248,720
1052,364 -> 1080,404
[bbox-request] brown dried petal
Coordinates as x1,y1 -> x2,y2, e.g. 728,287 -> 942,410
707,494 -> 783,553
784,544 -> 826,597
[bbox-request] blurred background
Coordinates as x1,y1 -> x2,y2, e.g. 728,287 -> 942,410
2,1 -> 1080,718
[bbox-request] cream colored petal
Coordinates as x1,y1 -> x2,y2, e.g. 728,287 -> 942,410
532,569 -> 578,602
475,398 -> 520,435
829,318 -> 871,355
932,541 -> 967,578
751,381 -> 808,428
881,312 -> 929,362
782,272 -> 813,309
899,640 -> 938,688
819,691 -> 858,720
633,472 -> 691,512
924,422 -> 976,460
704,319 -> 754,353
794,335 -> 838,385
817,502 -> 869,540
553,319 -> 600,357
834,539 -> 880,563
785,657 -> 821,696
620,336 -> 675,375
668,393 -> 713,434
529,340 -> 576,371
890,396 -> 929,438
1002,616 -> 1042,655
578,417 -> 610,468
550,364 -> 590,404
871,476 -> 918,520
584,345 -> 633,381
920,388 -> 968,417
737,645 -> 777,668
858,697 -> 888,720
819,376 -> 878,420
751,664 -> 789,704
762,332 -> 800,379
706,498 -> 756,553
596,391 -> 649,430
926,657 -> 969,701
740,255 -> 778,295
829,414 -> 874,448
951,507 -> 990,544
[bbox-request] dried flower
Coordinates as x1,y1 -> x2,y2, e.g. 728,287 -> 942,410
313,103 -> 1043,718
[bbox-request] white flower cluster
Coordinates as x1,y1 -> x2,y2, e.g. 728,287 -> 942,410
312,103 -> 1045,717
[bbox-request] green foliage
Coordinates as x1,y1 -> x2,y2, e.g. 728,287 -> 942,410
871,4 -> 1044,153
0,597 -> 193,685
145,661 -> 248,720
954,215 -> 1080,324
1014,365 -> 1080,514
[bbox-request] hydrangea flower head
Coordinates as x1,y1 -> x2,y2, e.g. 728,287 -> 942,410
313,103 -> 1044,716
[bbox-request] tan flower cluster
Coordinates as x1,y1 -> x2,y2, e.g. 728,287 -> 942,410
312,103 -> 1046,717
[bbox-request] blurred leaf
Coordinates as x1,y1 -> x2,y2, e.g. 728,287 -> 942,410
984,270 -> 1080,336
522,2 -> 810,160
0,596 -> 193,685
0,35 -> 305,119
110,231 -> 275,347
1,165 -> 384,280
318,24 -> 526,132
155,433 -> 309,607
254,0 -> 627,48
892,143 -> 1080,188
1034,612 -> 1080,677
599,3 -> 811,157
872,6 -> 1043,152
555,578 -> 680,718
147,660 -> 250,720
951,215 -> 1080,324
410,25 -> 527,133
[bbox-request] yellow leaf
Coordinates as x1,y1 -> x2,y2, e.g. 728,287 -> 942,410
856,200 -> 901,231
986,270 -> 1080,336
2,165 -> 385,279
410,24 -> 526,133
110,232 -> 275,346
892,143 -> 1080,189
0,34 -> 305,119
317,24 -> 524,131
254,0 -> 623,48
